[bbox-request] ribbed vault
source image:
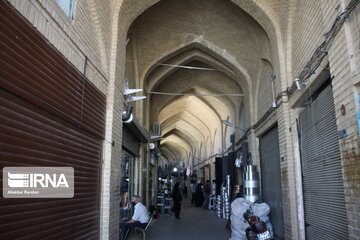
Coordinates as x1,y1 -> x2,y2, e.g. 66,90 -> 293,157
125,0 -> 276,168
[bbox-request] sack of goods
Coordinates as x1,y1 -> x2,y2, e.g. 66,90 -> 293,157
229,198 -> 274,240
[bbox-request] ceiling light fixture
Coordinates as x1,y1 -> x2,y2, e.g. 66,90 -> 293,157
294,78 -> 302,90
122,105 -> 133,123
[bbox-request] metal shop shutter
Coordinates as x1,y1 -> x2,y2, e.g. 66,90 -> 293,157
123,126 -> 141,157
259,126 -> 284,239
122,118 -> 148,157
0,1 -> 105,139
0,89 -> 102,239
299,83 -> 348,239
0,1 -> 106,239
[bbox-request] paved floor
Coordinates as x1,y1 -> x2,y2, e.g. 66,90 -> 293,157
127,198 -> 231,240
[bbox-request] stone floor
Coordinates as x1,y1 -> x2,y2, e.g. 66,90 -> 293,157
127,198 -> 231,240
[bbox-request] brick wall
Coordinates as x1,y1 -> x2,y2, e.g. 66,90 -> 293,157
330,1 -> 360,239
7,0 -> 111,93
257,59 -> 275,120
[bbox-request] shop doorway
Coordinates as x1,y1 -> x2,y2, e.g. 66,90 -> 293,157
120,151 -> 136,220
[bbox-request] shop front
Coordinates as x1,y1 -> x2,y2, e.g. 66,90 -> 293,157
119,150 -> 136,220
120,118 -> 148,219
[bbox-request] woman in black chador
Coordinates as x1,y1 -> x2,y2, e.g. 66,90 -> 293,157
172,182 -> 183,219
194,181 -> 204,208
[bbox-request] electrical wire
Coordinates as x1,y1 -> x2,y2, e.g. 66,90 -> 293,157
156,63 -> 221,71
284,0 -> 360,98
147,91 -> 244,97
193,147 -> 232,167
126,60 -> 232,73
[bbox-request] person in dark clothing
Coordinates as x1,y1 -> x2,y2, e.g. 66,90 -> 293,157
194,181 -> 204,208
172,182 -> 183,219
182,182 -> 188,198
202,180 -> 211,209
190,179 -> 196,205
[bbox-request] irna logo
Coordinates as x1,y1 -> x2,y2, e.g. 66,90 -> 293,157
3,167 -> 74,198
8,172 -> 69,188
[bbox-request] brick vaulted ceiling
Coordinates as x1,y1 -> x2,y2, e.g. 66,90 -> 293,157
123,0 -> 287,166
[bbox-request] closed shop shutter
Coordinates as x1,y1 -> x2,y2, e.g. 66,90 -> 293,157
122,126 -> 141,157
0,1 -> 106,239
299,83 -> 348,239
0,1 -> 105,139
259,126 -> 284,238
122,118 -> 148,157
0,89 -> 102,239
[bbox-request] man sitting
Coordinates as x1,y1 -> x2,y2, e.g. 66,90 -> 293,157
120,195 -> 149,240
